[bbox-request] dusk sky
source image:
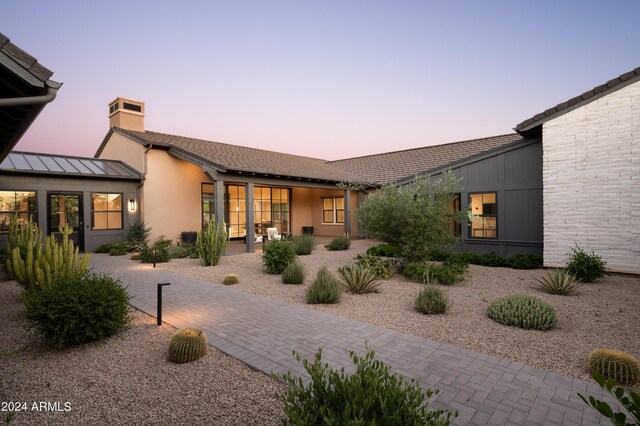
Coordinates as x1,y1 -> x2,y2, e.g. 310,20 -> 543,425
4,1 -> 639,160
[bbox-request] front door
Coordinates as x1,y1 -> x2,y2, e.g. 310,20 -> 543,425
48,193 -> 84,251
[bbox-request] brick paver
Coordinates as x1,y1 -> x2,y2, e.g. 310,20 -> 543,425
90,255 -> 616,425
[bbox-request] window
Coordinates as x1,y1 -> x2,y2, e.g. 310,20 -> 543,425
92,193 -> 123,230
202,183 -> 214,228
469,192 -> 497,238
322,197 -> 344,224
0,191 -> 37,233
254,186 -> 290,236
450,193 -> 461,237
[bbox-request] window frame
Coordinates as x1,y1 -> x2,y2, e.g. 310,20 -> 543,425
91,192 -> 124,230
201,183 -> 215,229
0,190 -> 38,233
321,196 -> 344,225
468,192 -> 498,239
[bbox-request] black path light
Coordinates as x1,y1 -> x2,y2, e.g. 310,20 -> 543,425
152,248 -> 158,268
157,282 -> 171,325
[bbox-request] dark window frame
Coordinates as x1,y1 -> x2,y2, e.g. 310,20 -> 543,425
201,183 -> 215,229
0,190 -> 38,233
91,192 -> 124,230
468,192 -> 498,239
321,196 -> 344,225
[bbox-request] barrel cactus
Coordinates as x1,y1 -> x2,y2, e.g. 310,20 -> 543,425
167,328 -> 208,363
588,349 -> 640,385
486,295 -> 556,330
223,274 -> 239,285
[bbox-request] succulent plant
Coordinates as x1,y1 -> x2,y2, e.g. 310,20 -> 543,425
223,274 -> 239,285
535,269 -> 580,295
167,328 -> 208,363
337,263 -> 380,294
486,295 -> 556,330
588,349 -> 640,385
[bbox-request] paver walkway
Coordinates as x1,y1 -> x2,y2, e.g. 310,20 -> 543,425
90,255 -> 616,425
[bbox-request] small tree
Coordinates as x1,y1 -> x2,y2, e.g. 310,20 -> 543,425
356,171 -> 463,262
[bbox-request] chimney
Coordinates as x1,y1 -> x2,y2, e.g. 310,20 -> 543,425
108,97 -> 145,132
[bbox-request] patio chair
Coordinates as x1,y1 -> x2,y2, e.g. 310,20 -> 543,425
267,227 -> 282,241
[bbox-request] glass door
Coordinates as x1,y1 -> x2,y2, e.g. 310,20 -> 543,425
48,193 -> 84,251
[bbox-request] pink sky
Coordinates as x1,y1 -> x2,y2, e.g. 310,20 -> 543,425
4,1 -> 639,160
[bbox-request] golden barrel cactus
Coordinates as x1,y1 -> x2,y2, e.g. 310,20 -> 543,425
168,328 -> 208,363
588,349 -> 640,385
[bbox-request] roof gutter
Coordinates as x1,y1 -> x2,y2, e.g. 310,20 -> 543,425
0,82 -> 62,107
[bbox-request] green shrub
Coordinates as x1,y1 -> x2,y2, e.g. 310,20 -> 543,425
507,253 -> 543,269
153,235 -> 173,250
130,254 -> 141,261
427,248 -> 452,262
487,295 -> 557,330
415,286 -> 449,314
125,220 -> 151,251
478,252 -> 508,267
402,262 -> 464,285
306,267 -> 342,304
108,243 -> 129,256
181,243 -> 199,259
273,346 -> 454,425
140,246 -> 170,263
401,262 -> 430,282
292,235 -> 315,255
355,253 -> 392,278
588,349 -> 640,385
25,273 -> 130,348
326,235 -> 351,251
282,260 -> 306,285
197,219 -> 229,266
168,245 -> 190,259
223,274 -> 239,285
262,239 -> 296,274
578,371 -> 640,425
337,263 -> 380,294
366,243 -> 400,257
167,328 -> 207,363
95,242 -> 120,253
565,244 -> 607,282
447,251 -> 480,266
535,269 -> 580,296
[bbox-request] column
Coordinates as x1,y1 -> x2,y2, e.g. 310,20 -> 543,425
245,182 -> 255,253
343,189 -> 351,237
214,180 -> 224,227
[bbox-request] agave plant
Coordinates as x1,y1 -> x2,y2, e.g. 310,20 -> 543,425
535,269 -> 580,295
337,263 -> 380,294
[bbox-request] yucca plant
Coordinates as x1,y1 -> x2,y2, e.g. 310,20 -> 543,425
337,263 -> 380,294
282,261 -> 306,285
535,269 -> 580,295
125,220 -> 151,251
306,266 -> 342,304
197,217 -> 228,266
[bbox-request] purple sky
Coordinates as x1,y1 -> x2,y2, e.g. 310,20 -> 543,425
4,1 -> 640,160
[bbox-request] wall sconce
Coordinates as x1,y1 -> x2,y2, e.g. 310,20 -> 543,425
176,237 -> 181,246
129,199 -> 136,212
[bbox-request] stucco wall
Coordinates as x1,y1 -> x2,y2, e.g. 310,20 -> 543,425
542,80 -> 640,274
98,132 -> 146,173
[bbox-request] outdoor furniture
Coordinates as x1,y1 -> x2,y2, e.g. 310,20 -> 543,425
267,227 -> 281,241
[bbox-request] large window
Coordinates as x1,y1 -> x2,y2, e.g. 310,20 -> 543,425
202,183 -> 215,228
322,197 -> 344,224
225,184 -> 246,239
469,192 -> 497,238
254,186 -> 290,236
92,193 -> 123,230
0,191 -> 37,233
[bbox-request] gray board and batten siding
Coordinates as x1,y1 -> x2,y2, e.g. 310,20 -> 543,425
0,152 -> 141,252
398,137 -> 543,256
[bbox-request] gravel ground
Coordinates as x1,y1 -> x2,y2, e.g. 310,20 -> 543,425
159,239 -> 640,386
0,279 -> 285,425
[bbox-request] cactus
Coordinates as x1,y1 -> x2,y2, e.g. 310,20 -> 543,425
197,217 -> 228,266
588,349 -> 640,385
223,274 -> 239,285
5,214 -> 41,279
167,328 -> 208,363
486,295 -> 557,330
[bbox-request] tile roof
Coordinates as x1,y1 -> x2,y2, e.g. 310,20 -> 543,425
327,133 -> 524,184
0,32 -> 54,83
109,128 -> 362,183
515,66 -> 640,132
0,151 -> 141,180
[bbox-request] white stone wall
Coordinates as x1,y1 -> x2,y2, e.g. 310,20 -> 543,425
543,80 -> 640,274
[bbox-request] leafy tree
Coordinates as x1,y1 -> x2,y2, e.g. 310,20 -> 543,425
356,171 -> 464,262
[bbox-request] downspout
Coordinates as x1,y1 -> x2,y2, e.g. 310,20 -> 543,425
0,84 -> 61,107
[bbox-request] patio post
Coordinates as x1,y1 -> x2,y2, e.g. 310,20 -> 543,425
245,182 -> 255,253
214,180 -> 225,227
343,189 -> 351,237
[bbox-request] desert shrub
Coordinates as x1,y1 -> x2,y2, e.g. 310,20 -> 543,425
588,349 -> 640,385
25,273 -> 130,348
337,263 -> 380,294
565,244 -> 607,282
263,239 -> 296,274
130,254 -> 141,261
273,346 -> 454,425
306,267 -> 342,304
168,245 -> 190,259
223,274 -> 239,285
140,246 -> 170,263
478,252 -> 508,267
108,243 -> 129,256
535,269 -> 580,296
507,253 -> 543,269
487,295 -> 556,330
95,242 -> 121,254
181,243 -> 199,259
401,262 -> 431,282
197,219 -> 229,266
125,220 -> 151,251
446,251 -> 479,266
167,328 -> 207,363
578,371 -> 640,425
153,235 -> 173,250
427,248 -> 452,262
366,243 -> 400,258
326,235 -> 351,251
401,262 -> 464,285
355,253 -> 392,278
415,286 -> 449,314
292,235 -> 315,255
282,260 -> 306,285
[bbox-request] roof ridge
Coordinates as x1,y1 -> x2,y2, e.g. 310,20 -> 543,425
326,133 -> 520,163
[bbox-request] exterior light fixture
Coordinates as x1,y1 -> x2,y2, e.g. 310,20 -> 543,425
176,237 -> 181,246
129,198 -> 136,211
152,249 -> 158,268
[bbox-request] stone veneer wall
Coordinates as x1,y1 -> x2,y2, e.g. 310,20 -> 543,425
542,79 -> 640,274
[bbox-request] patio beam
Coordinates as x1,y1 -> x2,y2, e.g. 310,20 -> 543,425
214,179 -> 224,227
245,182 -> 255,253
343,189 -> 351,237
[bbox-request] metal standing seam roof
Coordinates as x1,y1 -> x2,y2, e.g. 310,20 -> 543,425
0,151 -> 141,180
